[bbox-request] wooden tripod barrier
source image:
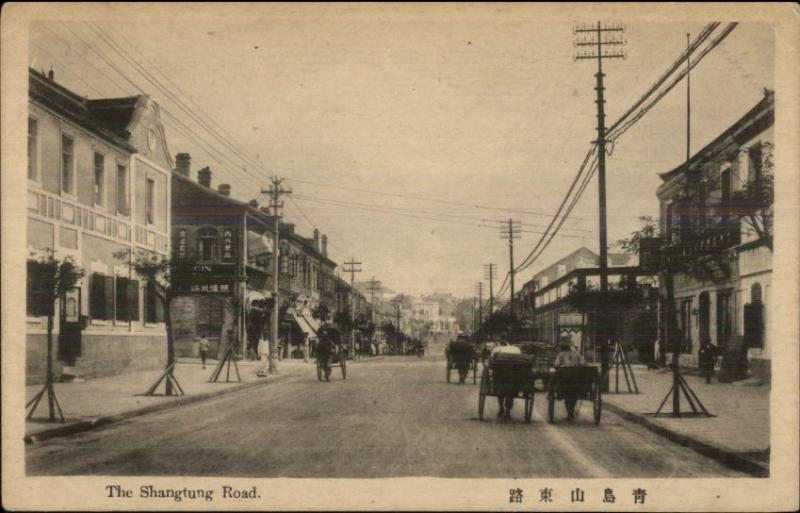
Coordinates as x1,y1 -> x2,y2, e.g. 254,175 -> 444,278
26,376 -> 66,422
144,363 -> 185,396
209,346 -> 241,383
606,341 -> 640,394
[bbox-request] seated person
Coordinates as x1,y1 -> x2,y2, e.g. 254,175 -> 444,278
553,339 -> 586,421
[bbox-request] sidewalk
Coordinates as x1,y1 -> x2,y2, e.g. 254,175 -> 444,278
25,357 -> 311,443
601,365 -> 770,476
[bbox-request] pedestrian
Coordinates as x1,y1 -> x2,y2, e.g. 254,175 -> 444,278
553,338 -> 586,421
491,341 -> 523,418
698,342 -> 717,384
316,325 -> 339,381
198,333 -> 210,369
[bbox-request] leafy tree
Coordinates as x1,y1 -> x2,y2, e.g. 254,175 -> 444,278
26,250 -> 84,422
115,249 -> 183,396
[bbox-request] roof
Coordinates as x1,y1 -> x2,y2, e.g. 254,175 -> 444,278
171,172 -> 336,266
658,90 -> 775,183
29,68 -> 139,153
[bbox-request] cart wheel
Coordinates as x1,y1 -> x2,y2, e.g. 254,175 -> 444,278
446,359 -> 451,383
341,352 -> 347,380
547,391 -> 555,424
316,362 -> 322,381
478,367 -> 488,421
524,392 -> 534,424
593,382 -> 602,425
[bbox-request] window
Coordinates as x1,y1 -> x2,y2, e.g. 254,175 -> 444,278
744,283 -> 764,349
61,134 -> 74,194
145,279 -> 163,324
116,164 -> 129,215
665,203 -> 674,243
720,168 -> 732,218
748,144 -> 763,183
28,118 -> 38,180
90,273 -> 114,321
145,178 -> 155,224
26,261 -> 52,317
93,153 -> 105,206
115,276 -> 139,322
197,228 -> 218,261
679,299 -> 692,354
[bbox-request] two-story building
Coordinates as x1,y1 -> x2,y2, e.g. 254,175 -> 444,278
519,247 -> 658,361
26,68 -> 171,383
656,90 -> 774,380
170,160 -> 336,360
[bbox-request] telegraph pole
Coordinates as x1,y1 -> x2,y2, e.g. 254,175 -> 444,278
367,276 -> 382,341
261,176 -> 292,375
686,32 -> 691,161
342,258 -> 362,356
500,219 -> 521,316
574,22 -> 625,293
476,282 -> 483,330
483,264 -> 496,318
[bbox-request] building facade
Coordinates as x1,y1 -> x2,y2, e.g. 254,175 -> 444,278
170,161 -> 336,361
656,91 -> 774,379
519,247 -> 657,361
26,69 -> 171,383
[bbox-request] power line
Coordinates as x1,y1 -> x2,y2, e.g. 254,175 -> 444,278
288,176 -> 584,221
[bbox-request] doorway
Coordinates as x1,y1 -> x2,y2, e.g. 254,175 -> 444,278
58,287 -> 82,365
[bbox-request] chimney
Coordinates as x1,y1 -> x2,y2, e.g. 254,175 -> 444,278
175,153 -> 191,177
198,167 -> 212,188
217,183 -> 231,196
313,229 -> 320,251
48,67 -> 54,81
321,235 -> 328,257
248,199 -> 259,208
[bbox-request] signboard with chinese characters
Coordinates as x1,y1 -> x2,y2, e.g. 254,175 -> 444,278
222,228 -> 235,263
177,229 -> 187,259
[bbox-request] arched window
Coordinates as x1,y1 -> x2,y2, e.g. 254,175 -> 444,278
751,283 -> 762,303
197,228 -> 218,262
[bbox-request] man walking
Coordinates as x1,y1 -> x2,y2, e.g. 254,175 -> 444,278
698,342 -> 717,384
492,340 -> 523,418
198,334 -> 210,369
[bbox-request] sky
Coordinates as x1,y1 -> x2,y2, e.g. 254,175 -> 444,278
29,6 -> 774,298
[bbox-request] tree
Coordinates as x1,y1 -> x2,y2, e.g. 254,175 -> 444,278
116,249 -> 183,396
26,250 -> 84,422
730,141 -> 774,249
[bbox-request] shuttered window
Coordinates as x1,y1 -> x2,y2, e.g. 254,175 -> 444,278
115,276 -> 140,322
90,273 -> 114,321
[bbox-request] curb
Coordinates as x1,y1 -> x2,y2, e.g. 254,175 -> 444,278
603,401 -> 769,477
24,375 -> 292,445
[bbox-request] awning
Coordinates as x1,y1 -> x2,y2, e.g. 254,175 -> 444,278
246,290 -> 267,312
247,232 -> 273,257
293,313 -> 318,340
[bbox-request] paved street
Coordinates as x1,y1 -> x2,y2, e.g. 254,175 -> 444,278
27,357 -> 747,478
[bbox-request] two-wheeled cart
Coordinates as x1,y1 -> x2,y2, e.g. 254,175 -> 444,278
478,353 -> 536,423
317,348 -> 347,381
546,365 -> 602,425
446,340 -> 478,384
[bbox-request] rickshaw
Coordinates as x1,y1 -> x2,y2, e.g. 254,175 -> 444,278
478,352 -> 536,423
316,324 -> 347,381
445,339 -> 478,384
316,347 -> 347,381
546,365 -> 602,425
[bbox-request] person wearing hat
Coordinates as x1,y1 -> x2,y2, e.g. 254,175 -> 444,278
553,335 -> 585,421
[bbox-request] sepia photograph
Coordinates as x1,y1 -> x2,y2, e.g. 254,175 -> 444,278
2,3 -> 798,511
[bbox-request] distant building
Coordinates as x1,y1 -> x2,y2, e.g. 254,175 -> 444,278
26,68 -> 172,383
656,91 -> 774,380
